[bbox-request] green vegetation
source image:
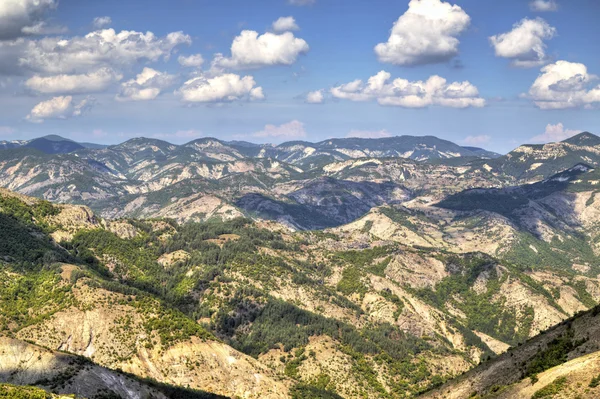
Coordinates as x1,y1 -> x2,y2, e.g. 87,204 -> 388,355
0,195 -> 60,232
0,267 -> 75,332
215,295 -> 437,396
4,188 -> 599,399
590,374 -> 600,388
379,207 -> 417,229
438,190 -> 528,217
415,253 -> 531,345
0,212 -> 69,268
290,384 -> 344,399
525,328 -> 586,377
333,246 -> 392,277
284,347 -> 307,378
532,376 -> 567,399
0,384 -> 57,399
336,266 -> 367,296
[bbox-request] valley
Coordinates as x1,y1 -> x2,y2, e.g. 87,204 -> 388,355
1,133 -> 600,398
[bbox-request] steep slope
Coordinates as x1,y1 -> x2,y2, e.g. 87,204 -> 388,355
237,177 -> 411,229
436,164 -> 600,274
470,132 -> 600,182
419,305 -> 600,399
2,180 -> 600,398
0,190 -> 288,399
0,188 -> 488,398
0,338 -> 227,399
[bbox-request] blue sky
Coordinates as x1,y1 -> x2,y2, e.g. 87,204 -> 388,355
0,0 -> 599,153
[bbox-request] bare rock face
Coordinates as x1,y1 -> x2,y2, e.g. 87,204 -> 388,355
420,306 -> 600,399
0,337 -> 169,399
50,204 -> 101,241
16,283 -> 290,399
105,220 -> 138,239
157,250 -> 190,267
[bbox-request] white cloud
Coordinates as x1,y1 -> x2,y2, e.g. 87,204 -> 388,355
26,95 -> 94,122
21,21 -> 67,35
288,0 -> 315,5
374,0 -> 470,66
176,73 -> 264,103
20,28 -> 191,74
306,90 -> 324,104
527,60 -> 600,109
330,70 -> 485,108
93,16 -> 112,29
272,17 -> 299,32
178,54 -> 204,67
530,0 -> 558,12
489,18 -> 556,68
253,120 -> 306,138
212,30 -> 309,69
0,0 -> 58,40
462,135 -> 491,145
117,67 -> 176,101
530,123 -> 580,143
25,67 -> 122,94
347,129 -> 392,139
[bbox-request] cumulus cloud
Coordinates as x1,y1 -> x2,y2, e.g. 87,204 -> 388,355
530,123 -> 581,143
178,54 -> 204,67
176,73 -> 264,103
530,0 -> 558,12
347,129 -> 392,139
272,17 -> 299,32
462,135 -> 491,145
19,29 -> 191,74
253,120 -> 306,138
288,0 -> 315,5
26,95 -> 94,122
374,0 -> 470,66
93,16 -> 112,29
117,67 -> 176,101
489,18 -> 556,68
0,0 -> 58,40
21,21 -> 67,35
25,67 -> 122,94
212,30 -> 309,69
527,60 -> 600,109
330,71 -> 485,108
306,90 -> 324,104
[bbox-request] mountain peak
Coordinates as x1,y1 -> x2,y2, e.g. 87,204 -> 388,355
562,131 -> 600,146
41,134 -> 73,142
24,136 -> 84,154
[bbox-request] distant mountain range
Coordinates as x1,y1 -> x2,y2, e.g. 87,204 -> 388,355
0,132 -> 598,230
0,134 -> 501,162
0,134 -> 107,153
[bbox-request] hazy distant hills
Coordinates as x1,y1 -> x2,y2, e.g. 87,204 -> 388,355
0,133 -> 501,161
0,134 -> 107,153
470,132 -> 600,181
1,132 -> 600,230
